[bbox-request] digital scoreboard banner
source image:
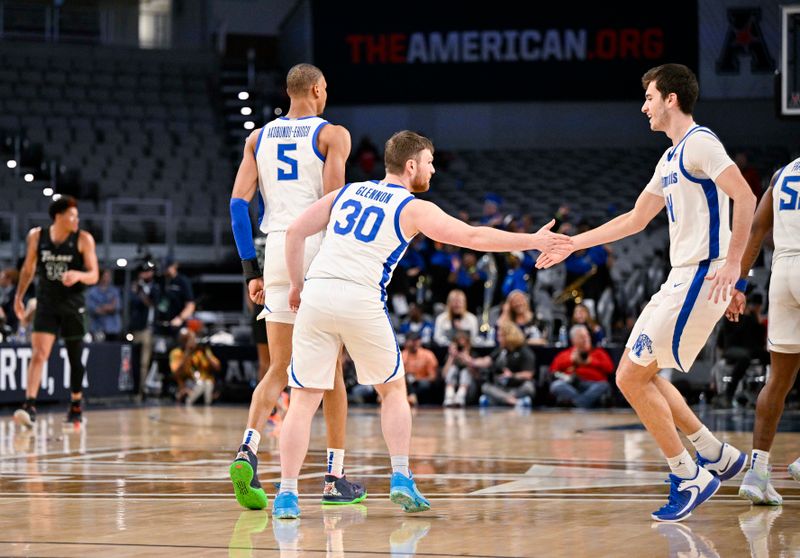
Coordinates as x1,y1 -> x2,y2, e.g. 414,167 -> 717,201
311,1 -> 698,104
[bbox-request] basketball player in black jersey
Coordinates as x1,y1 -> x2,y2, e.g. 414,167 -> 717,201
13,196 -> 99,427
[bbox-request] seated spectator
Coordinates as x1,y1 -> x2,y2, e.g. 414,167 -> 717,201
479,193 -> 504,227
442,331 -> 478,407
86,269 -> 122,341
497,289 -> 547,345
571,303 -> 606,346
500,251 -> 535,298
402,332 -> 440,406
428,241 -> 459,306
169,328 -> 221,406
433,289 -> 479,347
549,325 -> 614,408
398,302 -> 434,346
449,251 -> 487,314
476,322 -> 536,407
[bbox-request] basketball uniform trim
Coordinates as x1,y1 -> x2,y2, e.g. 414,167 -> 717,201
382,307 -> 402,383
290,356 -> 304,388
254,126 -> 266,158
311,121 -> 328,162
678,128 -> 721,260
332,183 -> 352,207
378,195 -> 416,302
671,260 -> 711,372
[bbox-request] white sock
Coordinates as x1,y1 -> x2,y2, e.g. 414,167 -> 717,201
327,448 -> 345,477
751,449 -> 770,475
667,449 -> 698,479
687,426 -> 723,460
279,477 -> 298,495
242,428 -> 260,454
391,455 -> 409,477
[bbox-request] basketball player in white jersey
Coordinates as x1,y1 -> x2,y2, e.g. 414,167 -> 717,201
228,63 -> 364,510
731,158 -> 800,504
537,64 -> 756,522
269,131 -> 572,518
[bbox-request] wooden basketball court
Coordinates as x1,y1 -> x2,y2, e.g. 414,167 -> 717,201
0,405 -> 798,557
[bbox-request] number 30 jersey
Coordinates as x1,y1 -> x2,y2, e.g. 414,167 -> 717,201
306,180 -> 416,303
255,116 -> 329,234
773,156 -> 800,262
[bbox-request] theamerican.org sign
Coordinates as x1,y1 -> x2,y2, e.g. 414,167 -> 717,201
311,1 -> 698,104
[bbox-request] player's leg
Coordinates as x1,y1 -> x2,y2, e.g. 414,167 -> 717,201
616,357 -> 719,522
64,337 -> 87,424
740,349 -> 800,504
14,329 -> 56,428
320,358 -> 367,505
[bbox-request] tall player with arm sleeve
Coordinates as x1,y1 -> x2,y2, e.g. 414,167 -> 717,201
271,131 -> 571,518
537,64 -> 756,522
730,158 -> 800,505
228,63 -> 365,510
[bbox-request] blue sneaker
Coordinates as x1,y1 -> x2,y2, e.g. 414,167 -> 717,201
390,472 -> 430,513
651,467 -> 720,522
697,442 -> 747,481
272,492 -> 301,519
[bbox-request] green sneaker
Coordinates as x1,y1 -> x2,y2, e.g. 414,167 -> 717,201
230,445 -> 268,510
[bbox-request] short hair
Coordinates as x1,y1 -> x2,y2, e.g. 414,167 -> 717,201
48,195 -> 78,221
569,324 -> 591,342
384,131 -> 434,174
498,321 -> 525,350
641,63 -> 698,115
286,63 -> 324,97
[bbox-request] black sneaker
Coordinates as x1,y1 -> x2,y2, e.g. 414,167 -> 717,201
230,444 -> 268,510
13,402 -> 36,428
65,401 -> 83,425
322,474 -> 367,505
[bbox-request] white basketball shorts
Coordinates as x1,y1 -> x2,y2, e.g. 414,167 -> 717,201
627,260 -> 728,372
260,231 -> 322,324
288,278 -> 404,390
768,255 -> 800,354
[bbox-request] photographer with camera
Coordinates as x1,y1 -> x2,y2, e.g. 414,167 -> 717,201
169,327 -> 221,406
549,325 -> 614,408
442,330 -> 478,407
155,256 -> 195,336
129,264 -> 160,399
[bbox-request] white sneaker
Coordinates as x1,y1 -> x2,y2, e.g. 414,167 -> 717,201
789,458 -> 800,482
697,442 -> 747,481
739,468 -> 783,505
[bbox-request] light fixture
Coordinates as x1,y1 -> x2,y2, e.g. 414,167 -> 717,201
116,258 -> 128,267
238,91 -> 249,100
243,121 -> 255,130
42,187 -> 53,196
240,107 -> 252,116
24,173 -> 34,182
274,107 -> 283,116
6,160 -> 17,169
125,333 -> 134,342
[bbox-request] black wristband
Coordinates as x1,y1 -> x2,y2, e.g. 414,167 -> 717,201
241,258 -> 261,283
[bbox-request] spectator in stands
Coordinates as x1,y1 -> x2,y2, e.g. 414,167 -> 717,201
449,251 -> 487,313
497,290 -> 547,345
479,193 -> 504,227
500,251 -> 535,298
433,289 -> 479,347
130,265 -> 160,399
402,332 -> 440,406
398,302 -> 434,346
0,268 -> 20,336
571,303 -> 606,346
477,322 -> 536,407
156,256 -> 195,336
442,331 -> 478,407
391,235 -> 427,314
428,241 -> 458,305
86,269 -> 122,341
169,327 -> 221,406
714,292 -> 768,408
549,325 -> 614,408
735,151 -> 762,199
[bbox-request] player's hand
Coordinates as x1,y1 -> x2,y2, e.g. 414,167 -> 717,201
61,270 -> 80,287
247,277 -> 265,305
705,261 -> 739,303
288,284 -> 302,312
724,290 -> 746,322
13,297 -> 25,321
531,219 -> 572,256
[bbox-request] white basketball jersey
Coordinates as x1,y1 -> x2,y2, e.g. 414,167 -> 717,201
255,116 -> 328,233
773,156 -> 800,262
644,125 -> 734,267
306,180 -> 416,302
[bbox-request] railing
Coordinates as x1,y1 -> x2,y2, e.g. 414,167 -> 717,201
0,1 -> 100,43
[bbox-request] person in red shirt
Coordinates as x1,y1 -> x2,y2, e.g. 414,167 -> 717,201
549,325 -> 614,408
402,332 -> 440,406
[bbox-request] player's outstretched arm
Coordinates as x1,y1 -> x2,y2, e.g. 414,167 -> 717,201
705,164 -> 757,303
319,124 -> 351,195
285,190 -> 339,311
402,199 -> 571,254
536,189 -> 664,269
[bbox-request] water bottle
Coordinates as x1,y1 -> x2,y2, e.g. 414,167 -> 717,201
557,325 -> 568,347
